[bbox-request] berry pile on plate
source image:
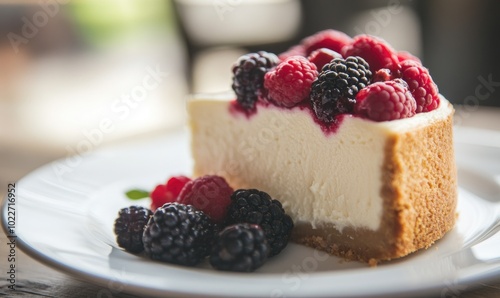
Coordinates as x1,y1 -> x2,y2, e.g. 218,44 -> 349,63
114,175 -> 293,272
231,29 -> 440,123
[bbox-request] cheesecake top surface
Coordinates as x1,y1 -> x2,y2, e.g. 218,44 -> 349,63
189,92 -> 453,135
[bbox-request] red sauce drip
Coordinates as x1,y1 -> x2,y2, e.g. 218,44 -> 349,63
228,100 -> 257,119
294,101 -> 347,135
229,99 -> 349,136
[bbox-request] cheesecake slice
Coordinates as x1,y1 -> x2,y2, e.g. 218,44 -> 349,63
188,92 -> 457,263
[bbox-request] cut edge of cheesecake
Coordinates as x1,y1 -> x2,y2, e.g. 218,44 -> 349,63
188,93 -> 457,264
292,101 -> 457,264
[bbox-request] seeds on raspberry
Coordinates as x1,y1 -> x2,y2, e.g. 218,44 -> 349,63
342,34 -> 399,73
399,60 -> 440,113
310,56 -> 372,123
354,80 -> 416,122
150,176 -> 191,211
301,29 -> 353,55
264,56 -> 318,107
178,175 -> 234,223
114,206 -> 152,253
231,51 -> 280,110
307,48 -> 342,70
210,223 -> 269,272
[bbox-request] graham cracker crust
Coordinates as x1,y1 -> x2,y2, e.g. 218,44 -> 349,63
292,104 -> 457,264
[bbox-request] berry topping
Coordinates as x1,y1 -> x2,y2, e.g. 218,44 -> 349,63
342,35 -> 399,73
178,175 -> 234,223
210,223 -> 269,272
399,60 -> 440,113
278,44 -> 307,61
142,203 -> 216,266
397,51 -> 421,64
150,176 -> 191,211
310,56 -> 372,123
231,51 -> 280,110
307,48 -> 342,70
354,80 -> 416,122
225,189 -> 293,257
301,29 -> 353,55
114,206 -> 152,253
264,56 -> 318,107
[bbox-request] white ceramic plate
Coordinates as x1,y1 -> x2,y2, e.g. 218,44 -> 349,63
2,127 -> 500,298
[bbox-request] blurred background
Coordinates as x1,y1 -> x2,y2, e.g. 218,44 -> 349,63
1,1 -> 500,296
1,0 -> 499,184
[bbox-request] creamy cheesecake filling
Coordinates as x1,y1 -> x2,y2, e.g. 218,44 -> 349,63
188,93 -> 452,232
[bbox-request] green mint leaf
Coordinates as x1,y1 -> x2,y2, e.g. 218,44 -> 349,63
125,189 -> 150,200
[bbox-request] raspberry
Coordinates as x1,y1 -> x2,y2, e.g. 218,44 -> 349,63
232,51 -> 280,110
301,29 -> 353,55
399,60 -> 440,113
264,56 -> 318,107
354,80 -> 416,122
342,35 -> 398,73
278,44 -> 306,61
178,175 -> 234,223
210,223 -> 269,272
150,176 -> 191,211
307,48 -> 342,70
393,78 -> 409,89
225,189 -> 293,257
142,203 -> 216,266
114,206 -> 152,253
397,51 -> 421,64
310,56 -> 372,123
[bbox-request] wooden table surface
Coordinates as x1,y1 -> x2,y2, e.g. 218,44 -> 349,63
1,106 -> 500,298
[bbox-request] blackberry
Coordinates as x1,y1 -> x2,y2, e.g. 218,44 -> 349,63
114,206 -> 152,253
225,189 -> 293,257
142,203 -> 216,266
310,56 -> 372,123
210,223 -> 269,272
231,51 -> 279,110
